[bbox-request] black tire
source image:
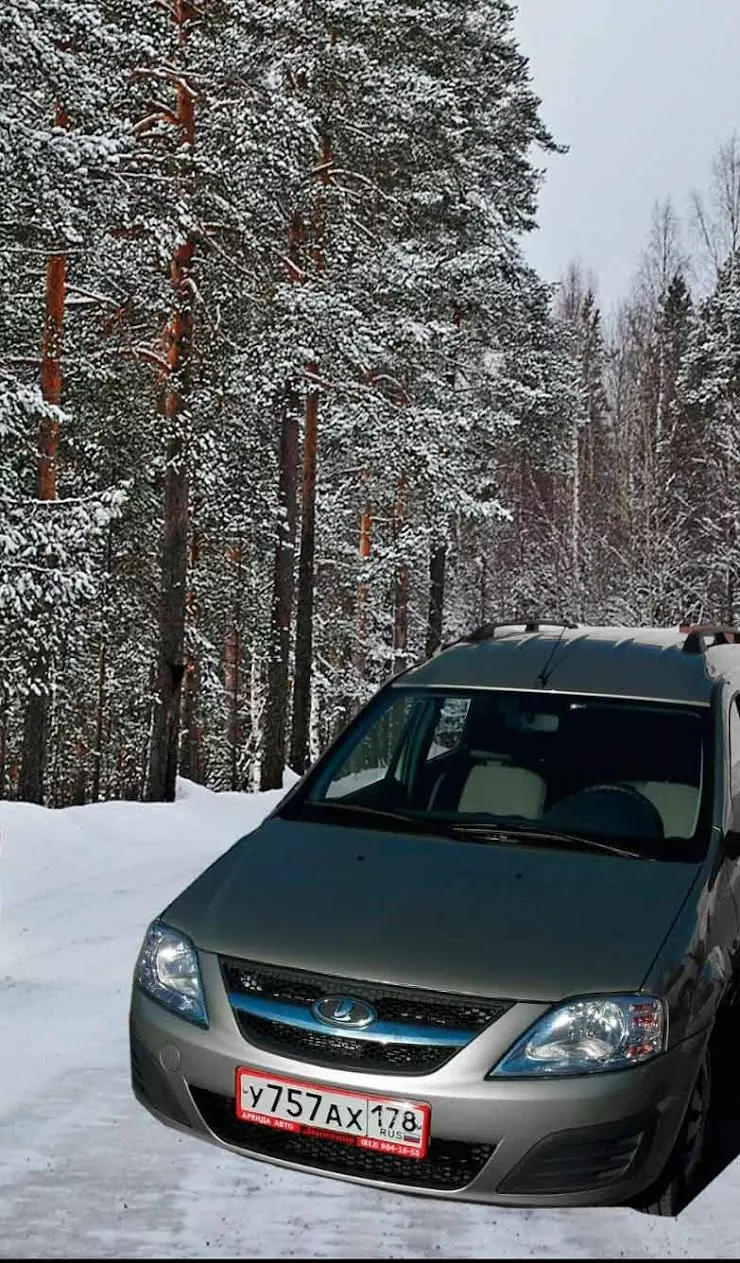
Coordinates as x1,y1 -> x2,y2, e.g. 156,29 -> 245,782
635,1050 -> 711,1217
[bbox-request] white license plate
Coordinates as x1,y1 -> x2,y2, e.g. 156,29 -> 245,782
235,1067 -> 431,1160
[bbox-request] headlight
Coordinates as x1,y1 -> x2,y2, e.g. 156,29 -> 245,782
488,995 -> 666,1078
134,920 -> 208,1028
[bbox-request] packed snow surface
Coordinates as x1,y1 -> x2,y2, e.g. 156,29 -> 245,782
1,778 -> 738,1258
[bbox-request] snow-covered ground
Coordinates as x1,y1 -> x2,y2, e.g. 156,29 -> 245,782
1,779 -> 739,1259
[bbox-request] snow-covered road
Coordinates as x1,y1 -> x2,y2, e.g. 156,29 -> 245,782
1,782 -> 738,1258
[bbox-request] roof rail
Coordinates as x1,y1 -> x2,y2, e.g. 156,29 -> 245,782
436,618 -> 578,655
680,624 -> 740,654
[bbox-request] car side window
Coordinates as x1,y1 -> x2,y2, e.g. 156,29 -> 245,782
425,697 -> 470,762
729,697 -> 740,822
322,695 -> 418,799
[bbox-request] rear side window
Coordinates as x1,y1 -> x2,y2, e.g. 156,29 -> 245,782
426,697 -> 470,761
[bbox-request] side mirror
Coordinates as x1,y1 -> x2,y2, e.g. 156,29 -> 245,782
725,830 -> 740,860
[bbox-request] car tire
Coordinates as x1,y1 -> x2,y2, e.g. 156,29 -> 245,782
634,1048 -> 711,1217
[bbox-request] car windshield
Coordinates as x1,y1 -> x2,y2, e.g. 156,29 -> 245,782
286,688 -> 711,862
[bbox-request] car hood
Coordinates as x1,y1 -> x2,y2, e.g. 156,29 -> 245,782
164,818 -> 702,1002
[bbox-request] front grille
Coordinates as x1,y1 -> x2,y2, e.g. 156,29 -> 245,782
499,1117 -> 652,1195
191,1086 -> 494,1192
222,958 -> 506,1031
221,955 -> 512,1075
233,1011 -> 447,1073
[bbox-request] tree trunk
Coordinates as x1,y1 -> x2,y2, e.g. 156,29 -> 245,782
20,134 -> 68,803
38,253 -> 66,500
354,493 -> 373,676
20,690 -> 49,806
91,637 -> 107,802
393,473 -> 409,674
0,687 -> 7,799
91,525 -> 112,802
570,416 -> 581,619
261,203 -> 307,790
479,552 -> 488,624
179,522 -> 204,783
179,657 -> 204,783
425,541 -> 446,657
289,136 -> 330,775
423,307 -> 458,662
224,543 -> 243,790
148,435 -> 190,801
147,0 -> 196,802
290,371 -> 318,774
394,565 -> 409,672
260,391 -> 300,790
225,621 -> 240,789
73,741 -> 88,806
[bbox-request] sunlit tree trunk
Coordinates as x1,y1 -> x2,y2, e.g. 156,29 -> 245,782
20,103 -> 69,804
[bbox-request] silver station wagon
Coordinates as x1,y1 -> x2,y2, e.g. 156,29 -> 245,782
130,622 -> 740,1215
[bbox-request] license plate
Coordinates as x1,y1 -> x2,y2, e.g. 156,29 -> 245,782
235,1067 -> 431,1160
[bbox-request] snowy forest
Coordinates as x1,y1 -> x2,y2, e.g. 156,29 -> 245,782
2,0 -> 740,807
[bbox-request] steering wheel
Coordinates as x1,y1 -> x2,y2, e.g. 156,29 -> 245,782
544,782 -> 664,838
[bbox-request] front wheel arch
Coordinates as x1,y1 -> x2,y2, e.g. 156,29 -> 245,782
632,1034 -> 713,1216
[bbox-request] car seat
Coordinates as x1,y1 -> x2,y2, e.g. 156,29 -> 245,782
621,781 -> 700,839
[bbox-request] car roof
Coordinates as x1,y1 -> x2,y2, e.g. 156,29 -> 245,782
397,625 -> 740,706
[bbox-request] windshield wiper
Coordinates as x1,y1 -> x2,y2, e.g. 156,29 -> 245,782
448,822 -> 649,861
289,801 -> 650,857
297,800 -> 427,831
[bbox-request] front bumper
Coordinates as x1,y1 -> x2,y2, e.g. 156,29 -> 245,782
129,952 -> 705,1208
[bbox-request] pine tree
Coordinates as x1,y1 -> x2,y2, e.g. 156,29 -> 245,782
679,254 -> 740,622
0,0 -> 142,801
0,0 -> 585,803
